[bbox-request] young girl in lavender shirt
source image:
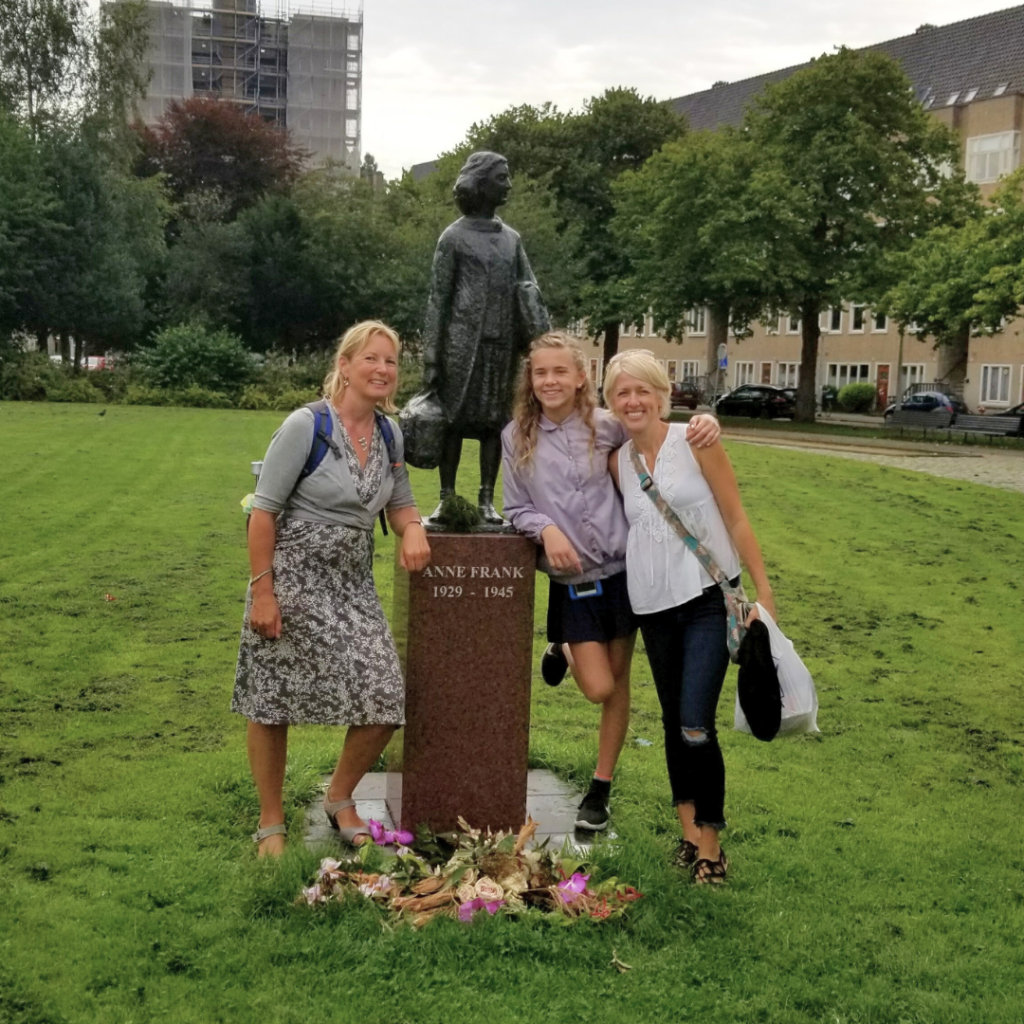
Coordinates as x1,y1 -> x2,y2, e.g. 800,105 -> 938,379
501,332 -> 720,831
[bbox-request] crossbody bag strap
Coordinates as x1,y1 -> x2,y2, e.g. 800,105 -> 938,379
628,443 -> 739,592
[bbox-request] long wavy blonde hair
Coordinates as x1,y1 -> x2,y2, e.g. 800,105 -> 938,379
323,320 -> 402,413
510,331 -> 599,468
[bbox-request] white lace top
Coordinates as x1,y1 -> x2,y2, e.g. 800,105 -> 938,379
617,423 -> 741,615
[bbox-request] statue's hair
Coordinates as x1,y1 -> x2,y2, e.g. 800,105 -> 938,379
510,332 -> 598,469
602,349 -> 671,419
323,320 -> 402,413
453,151 -> 508,215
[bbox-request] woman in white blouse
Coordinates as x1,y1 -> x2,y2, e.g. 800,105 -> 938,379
607,350 -> 775,884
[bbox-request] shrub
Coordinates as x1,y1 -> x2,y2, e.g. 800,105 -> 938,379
271,387 -> 320,411
122,384 -> 170,406
0,351 -> 63,401
173,385 -> 234,408
139,323 -> 255,393
237,386 -> 273,410
837,382 -> 877,413
46,377 -> 105,403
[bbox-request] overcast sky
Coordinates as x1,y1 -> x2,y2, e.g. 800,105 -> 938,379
360,0 -> 1017,176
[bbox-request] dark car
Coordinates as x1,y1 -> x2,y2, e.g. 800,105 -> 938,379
882,391 -> 965,420
994,401 -> 1024,417
714,385 -> 796,419
670,381 -> 700,409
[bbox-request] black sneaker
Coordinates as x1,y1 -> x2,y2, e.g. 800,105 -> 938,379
574,786 -> 610,831
541,643 -> 568,687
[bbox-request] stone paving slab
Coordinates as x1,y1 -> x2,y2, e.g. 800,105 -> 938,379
305,770 -> 611,856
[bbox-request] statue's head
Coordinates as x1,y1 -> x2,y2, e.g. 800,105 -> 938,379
453,151 -> 511,215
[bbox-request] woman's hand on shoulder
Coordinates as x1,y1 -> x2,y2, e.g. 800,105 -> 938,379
399,521 -> 431,573
686,414 -> 721,449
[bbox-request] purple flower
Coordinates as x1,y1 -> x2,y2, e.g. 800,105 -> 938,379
368,819 -> 386,843
301,883 -> 323,905
458,897 -> 505,922
367,820 -> 416,847
392,829 -> 415,846
557,872 -> 590,903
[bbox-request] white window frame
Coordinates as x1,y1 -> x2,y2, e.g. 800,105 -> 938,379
785,315 -> 800,335
688,307 -> 707,336
827,363 -> 871,389
681,360 -> 701,380
735,361 -> 756,387
777,362 -> 799,387
966,132 -> 1021,184
899,364 -> 926,392
850,305 -> 866,333
871,312 -> 888,333
980,364 -> 1012,405
666,359 -> 678,382
588,358 -> 603,386
826,307 -> 842,333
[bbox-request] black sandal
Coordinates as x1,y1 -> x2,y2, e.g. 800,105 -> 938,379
673,839 -> 699,869
691,849 -> 728,885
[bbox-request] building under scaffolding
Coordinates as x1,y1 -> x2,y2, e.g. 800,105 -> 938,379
128,0 -> 361,171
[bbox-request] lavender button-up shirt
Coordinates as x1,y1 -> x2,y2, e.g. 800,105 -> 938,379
501,408 -> 630,585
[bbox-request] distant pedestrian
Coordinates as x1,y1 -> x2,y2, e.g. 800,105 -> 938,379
502,332 -> 719,832
233,321 -> 431,857
607,350 -> 774,883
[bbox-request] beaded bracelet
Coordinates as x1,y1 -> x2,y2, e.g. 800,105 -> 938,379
249,568 -> 273,587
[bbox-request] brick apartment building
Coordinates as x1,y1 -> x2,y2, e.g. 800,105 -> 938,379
579,5 -> 1024,413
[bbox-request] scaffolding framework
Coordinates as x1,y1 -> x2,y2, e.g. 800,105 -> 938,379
128,0 -> 361,169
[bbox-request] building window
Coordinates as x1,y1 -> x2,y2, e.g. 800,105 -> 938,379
681,360 -> 700,380
688,308 -> 707,335
828,363 -> 870,389
851,305 -> 865,332
827,307 -> 842,333
900,364 -> 925,391
980,364 -> 1012,404
872,312 -> 887,332
345,119 -> 358,138
346,91 -> 358,110
786,315 -> 800,334
735,362 -> 755,386
347,32 -> 359,49
777,362 -> 799,387
966,132 -> 1021,184
588,358 -> 603,385
666,360 -> 678,382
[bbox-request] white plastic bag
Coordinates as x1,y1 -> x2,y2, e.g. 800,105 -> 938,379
734,603 -> 819,736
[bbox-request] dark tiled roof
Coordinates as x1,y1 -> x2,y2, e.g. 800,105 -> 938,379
669,4 -> 1024,130
409,160 -> 438,182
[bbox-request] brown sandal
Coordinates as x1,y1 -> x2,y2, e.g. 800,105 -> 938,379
673,839 -> 699,869
691,849 -> 728,885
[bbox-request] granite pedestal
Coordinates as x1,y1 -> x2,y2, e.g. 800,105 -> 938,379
387,531 -> 536,833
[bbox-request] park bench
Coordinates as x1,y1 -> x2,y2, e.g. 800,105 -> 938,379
884,410 -> 953,429
953,414 -> 1023,437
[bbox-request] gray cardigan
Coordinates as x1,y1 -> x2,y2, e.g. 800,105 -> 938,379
251,406 -> 416,530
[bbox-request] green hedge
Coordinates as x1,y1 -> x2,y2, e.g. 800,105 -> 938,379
837,381 -> 877,413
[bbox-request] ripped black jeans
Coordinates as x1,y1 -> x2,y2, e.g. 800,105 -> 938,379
638,584 -> 731,830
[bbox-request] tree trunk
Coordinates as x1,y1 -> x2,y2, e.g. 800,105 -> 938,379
601,320 -> 620,371
71,335 -> 83,374
936,327 -> 969,393
35,328 -> 48,354
59,330 -> 71,365
795,301 -> 821,423
707,305 -> 728,403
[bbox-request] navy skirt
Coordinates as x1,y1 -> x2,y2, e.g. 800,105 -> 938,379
546,570 -> 637,645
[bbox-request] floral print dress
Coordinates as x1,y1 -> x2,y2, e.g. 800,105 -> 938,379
232,427 -> 405,726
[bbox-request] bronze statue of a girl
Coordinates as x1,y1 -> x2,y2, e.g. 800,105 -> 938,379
417,151 -> 550,524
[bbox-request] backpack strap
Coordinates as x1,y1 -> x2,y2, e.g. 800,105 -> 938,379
301,399 -> 343,479
373,411 -> 402,537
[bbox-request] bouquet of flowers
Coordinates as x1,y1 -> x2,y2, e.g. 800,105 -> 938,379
298,817 -> 643,928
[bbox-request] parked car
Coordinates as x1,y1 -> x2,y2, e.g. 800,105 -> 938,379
714,384 -> 796,419
670,381 -> 700,409
882,391 -> 965,421
993,401 -> 1024,418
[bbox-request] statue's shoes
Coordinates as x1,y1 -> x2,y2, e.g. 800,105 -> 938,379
477,502 -> 507,526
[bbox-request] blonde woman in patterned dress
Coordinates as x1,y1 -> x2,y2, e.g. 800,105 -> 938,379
233,321 -> 431,857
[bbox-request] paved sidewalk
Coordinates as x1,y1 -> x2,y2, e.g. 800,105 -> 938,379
725,429 -> 1024,494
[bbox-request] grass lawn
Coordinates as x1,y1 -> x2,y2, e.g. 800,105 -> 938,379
2,401 -> 1023,1024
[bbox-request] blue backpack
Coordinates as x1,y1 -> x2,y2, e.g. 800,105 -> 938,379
245,400 -> 401,536
301,399 -> 400,536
